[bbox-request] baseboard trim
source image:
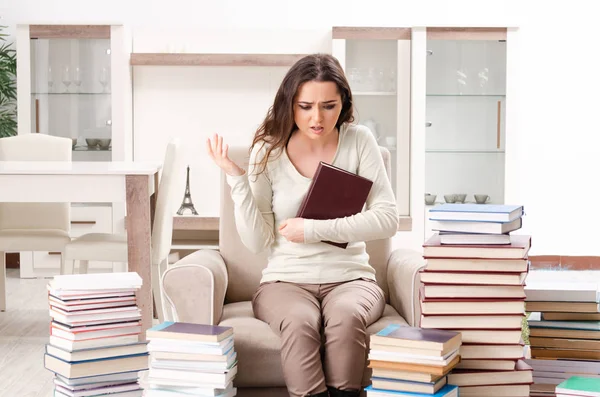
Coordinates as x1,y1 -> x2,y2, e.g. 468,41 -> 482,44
530,255 -> 600,270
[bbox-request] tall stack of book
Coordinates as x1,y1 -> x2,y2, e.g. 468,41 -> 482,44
525,280 -> 600,397
422,203 -> 533,396
364,324 -> 460,396
144,321 -> 238,397
44,272 -> 148,397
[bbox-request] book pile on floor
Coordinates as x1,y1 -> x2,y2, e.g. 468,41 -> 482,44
422,203 -> 533,396
144,321 -> 238,397
364,324 -> 460,396
555,376 -> 600,396
525,277 -> 600,397
44,272 -> 148,397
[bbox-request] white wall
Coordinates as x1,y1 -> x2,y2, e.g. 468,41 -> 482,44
2,0 -> 599,256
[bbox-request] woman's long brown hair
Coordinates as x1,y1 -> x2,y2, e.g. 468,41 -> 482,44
249,53 -> 354,176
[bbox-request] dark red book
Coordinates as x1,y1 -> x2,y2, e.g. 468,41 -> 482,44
296,161 -> 373,249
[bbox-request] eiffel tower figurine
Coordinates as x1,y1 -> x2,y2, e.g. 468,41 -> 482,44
177,165 -> 199,215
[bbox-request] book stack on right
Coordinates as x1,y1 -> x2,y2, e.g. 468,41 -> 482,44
525,278 -> 600,397
422,203 -> 533,397
144,321 -> 238,397
364,324 -> 460,397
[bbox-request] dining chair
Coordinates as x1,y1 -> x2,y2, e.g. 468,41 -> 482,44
61,138 -> 184,322
0,133 -> 73,311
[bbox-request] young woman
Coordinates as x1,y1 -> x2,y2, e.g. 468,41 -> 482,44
207,53 -> 398,397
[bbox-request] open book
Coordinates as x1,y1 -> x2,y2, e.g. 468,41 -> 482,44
296,161 -> 373,248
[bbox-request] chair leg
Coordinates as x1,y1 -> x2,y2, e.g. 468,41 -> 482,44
60,254 -> 75,275
0,252 -> 6,312
151,260 -> 165,323
159,259 -> 173,321
78,260 -> 89,274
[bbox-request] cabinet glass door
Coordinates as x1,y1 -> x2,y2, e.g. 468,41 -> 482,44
30,33 -> 112,161
425,35 -> 507,211
332,28 -> 412,222
346,39 -> 399,192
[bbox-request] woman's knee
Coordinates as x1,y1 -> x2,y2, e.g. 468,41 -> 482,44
324,302 -> 366,329
280,309 -> 322,335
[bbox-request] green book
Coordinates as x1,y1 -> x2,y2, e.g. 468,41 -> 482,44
556,376 -> 600,396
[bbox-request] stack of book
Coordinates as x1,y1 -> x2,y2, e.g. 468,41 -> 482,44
421,203 -> 533,396
144,321 -> 238,397
428,203 -> 525,245
44,272 -> 148,397
364,324 -> 460,396
525,279 -> 600,396
555,376 -> 600,396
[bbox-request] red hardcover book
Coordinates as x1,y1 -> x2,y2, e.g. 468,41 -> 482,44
296,161 -> 373,249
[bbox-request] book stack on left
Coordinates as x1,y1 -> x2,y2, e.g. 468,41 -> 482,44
422,203 -> 533,397
144,321 -> 238,397
364,324 -> 460,397
44,272 -> 149,397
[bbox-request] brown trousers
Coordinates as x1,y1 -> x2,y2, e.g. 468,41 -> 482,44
252,278 -> 386,397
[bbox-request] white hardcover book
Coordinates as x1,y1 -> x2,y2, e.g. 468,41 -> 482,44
525,281 -> 600,302
49,272 -> 142,290
429,204 -> 524,223
430,217 -> 522,235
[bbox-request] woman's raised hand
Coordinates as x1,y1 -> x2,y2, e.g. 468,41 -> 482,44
206,134 -> 245,177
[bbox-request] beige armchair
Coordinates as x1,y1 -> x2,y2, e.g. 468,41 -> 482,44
160,146 -> 426,397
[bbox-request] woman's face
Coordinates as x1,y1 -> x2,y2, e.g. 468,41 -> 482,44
293,80 -> 342,141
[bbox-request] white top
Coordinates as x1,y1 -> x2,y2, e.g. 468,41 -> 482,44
0,161 -> 160,175
226,124 -> 399,284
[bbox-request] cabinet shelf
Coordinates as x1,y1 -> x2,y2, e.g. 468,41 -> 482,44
130,53 -> 309,67
425,149 -> 505,153
354,91 -> 397,96
32,92 -> 110,96
173,216 -> 219,231
171,239 -> 219,250
73,147 -> 111,152
426,94 -> 506,97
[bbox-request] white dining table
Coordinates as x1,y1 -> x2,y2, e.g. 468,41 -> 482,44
0,161 -> 161,338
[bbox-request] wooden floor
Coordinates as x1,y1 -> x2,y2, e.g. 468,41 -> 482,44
0,269 -> 158,397
0,269 -> 55,397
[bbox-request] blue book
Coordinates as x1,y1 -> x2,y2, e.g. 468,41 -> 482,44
365,383 -> 458,396
429,203 -> 523,223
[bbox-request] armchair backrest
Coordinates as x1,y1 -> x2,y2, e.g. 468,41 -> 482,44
0,134 -> 72,231
219,143 -> 395,304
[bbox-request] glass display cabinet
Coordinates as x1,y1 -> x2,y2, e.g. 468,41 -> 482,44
423,28 -> 512,239
332,27 -> 412,231
14,23 -> 132,277
16,24 -> 131,162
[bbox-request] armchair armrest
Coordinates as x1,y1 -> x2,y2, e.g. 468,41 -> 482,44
387,248 -> 426,327
161,249 -> 228,325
